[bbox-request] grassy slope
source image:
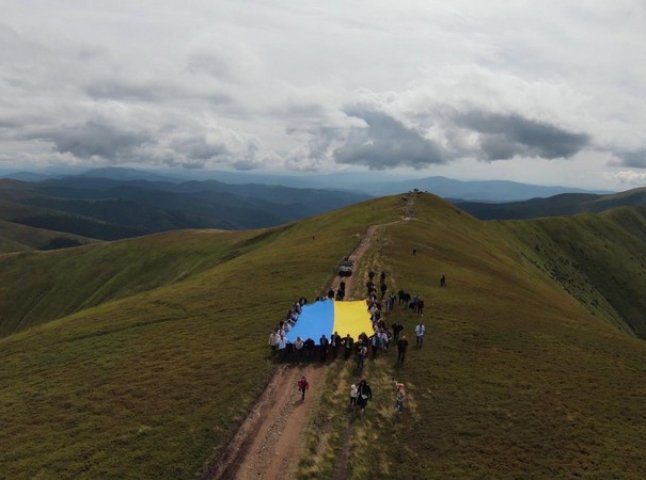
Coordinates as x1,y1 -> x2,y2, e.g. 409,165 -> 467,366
458,187 -> 646,221
0,199 -> 140,241
0,229 -> 263,337
2,194 -> 645,479
298,194 -> 645,479
0,219 -> 94,254
502,206 -> 646,339
0,197 -> 401,479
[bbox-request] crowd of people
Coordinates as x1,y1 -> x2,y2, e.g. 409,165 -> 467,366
268,269 -> 441,416
267,296 -> 310,360
267,271 -> 430,367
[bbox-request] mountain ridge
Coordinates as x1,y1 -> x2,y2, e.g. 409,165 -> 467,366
458,187 -> 646,220
0,193 -> 644,479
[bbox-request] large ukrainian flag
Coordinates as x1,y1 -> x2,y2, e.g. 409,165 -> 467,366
286,299 -> 372,345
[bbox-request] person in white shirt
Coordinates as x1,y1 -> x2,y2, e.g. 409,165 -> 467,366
268,331 -> 278,354
415,322 -> 426,348
349,383 -> 358,408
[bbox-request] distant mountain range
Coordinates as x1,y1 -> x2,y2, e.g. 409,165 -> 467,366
0,175 -> 369,244
0,166 -> 611,202
456,188 -> 646,220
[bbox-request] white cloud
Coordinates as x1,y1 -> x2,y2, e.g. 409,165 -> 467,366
0,1 -> 645,186
609,170 -> 646,186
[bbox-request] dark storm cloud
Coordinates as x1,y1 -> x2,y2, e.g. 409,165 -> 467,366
23,120 -> 151,160
616,149 -> 646,168
455,110 -> 590,160
332,107 -> 446,169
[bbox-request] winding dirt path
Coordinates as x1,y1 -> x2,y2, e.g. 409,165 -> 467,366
202,196 -> 417,480
202,223 -> 387,480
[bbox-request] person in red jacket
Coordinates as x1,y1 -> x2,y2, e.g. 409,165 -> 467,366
297,376 -> 309,401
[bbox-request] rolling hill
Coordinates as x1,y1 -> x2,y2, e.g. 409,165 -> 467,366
0,176 -> 370,246
0,219 -> 94,253
0,193 -> 644,479
457,187 -> 646,220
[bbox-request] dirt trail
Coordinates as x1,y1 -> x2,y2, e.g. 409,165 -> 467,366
202,221 -> 391,480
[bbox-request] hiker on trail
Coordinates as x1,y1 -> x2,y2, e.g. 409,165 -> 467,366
343,334 -> 354,360
349,383 -> 358,408
397,335 -> 409,366
380,282 -> 387,299
356,379 -> 373,415
440,274 -> 446,287
415,322 -> 426,348
412,248 -> 416,256
319,334 -> 330,362
393,380 -> 406,413
418,299 -> 425,315
297,376 -> 309,401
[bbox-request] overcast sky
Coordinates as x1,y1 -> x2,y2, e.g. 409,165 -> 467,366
1,1 -> 645,188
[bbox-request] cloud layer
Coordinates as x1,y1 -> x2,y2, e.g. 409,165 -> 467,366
1,1 -> 645,187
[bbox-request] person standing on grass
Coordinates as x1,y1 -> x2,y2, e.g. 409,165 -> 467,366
397,335 -> 409,366
415,321 -> 426,348
356,379 -> 373,416
349,383 -> 358,408
297,376 -> 309,401
393,380 -> 406,413
356,341 -> 368,373
268,330 -> 278,355
392,322 -> 403,342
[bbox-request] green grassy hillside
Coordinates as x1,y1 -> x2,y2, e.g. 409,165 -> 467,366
0,229 -> 264,337
0,198 -> 141,240
0,219 -> 94,253
501,206 -> 646,339
296,194 -> 645,479
0,194 -> 644,479
458,186 -> 646,220
0,197 -> 400,479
